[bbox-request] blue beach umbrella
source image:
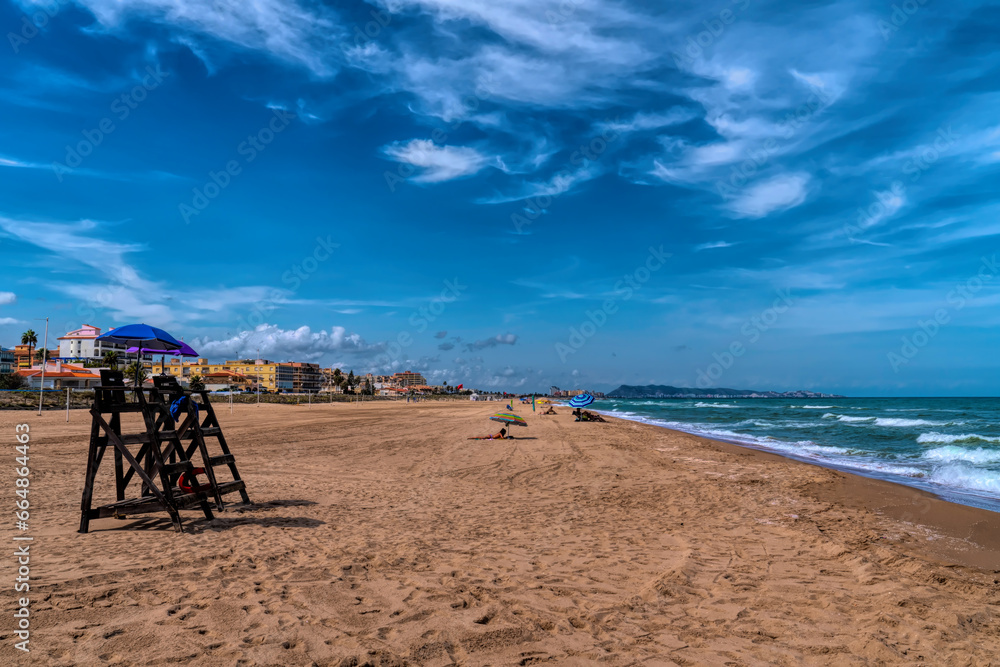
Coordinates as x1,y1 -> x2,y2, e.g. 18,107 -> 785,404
568,394 -> 595,408
97,324 -> 184,386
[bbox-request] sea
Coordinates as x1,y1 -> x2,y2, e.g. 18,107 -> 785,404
593,397 -> 1000,513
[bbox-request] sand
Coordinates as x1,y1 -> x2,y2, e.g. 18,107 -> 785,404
1,400 -> 998,666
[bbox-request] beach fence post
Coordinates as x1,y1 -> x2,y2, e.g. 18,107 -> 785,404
308,391 -> 311,407
230,388 -> 233,414
66,387 -> 70,422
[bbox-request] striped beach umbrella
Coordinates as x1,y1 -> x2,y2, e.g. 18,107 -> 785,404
568,394 -> 595,408
489,411 -> 527,428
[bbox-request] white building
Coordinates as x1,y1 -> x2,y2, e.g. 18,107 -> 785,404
57,324 -> 151,363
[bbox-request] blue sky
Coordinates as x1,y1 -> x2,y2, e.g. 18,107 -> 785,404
1,0 -> 999,396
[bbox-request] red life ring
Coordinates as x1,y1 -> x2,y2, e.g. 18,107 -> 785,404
178,467 -> 208,494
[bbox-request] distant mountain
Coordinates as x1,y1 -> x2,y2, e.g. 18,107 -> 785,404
606,384 -> 845,399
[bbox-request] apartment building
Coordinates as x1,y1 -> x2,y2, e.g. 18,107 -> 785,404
0,346 -> 14,374
391,370 -> 427,387
57,324 -> 150,364
150,358 -> 279,392
276,362 -> 322,393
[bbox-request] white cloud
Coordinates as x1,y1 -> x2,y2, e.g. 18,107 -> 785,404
694,241 -> 737,251
726,173 -> 811,218
382,139 -> 494,182
597,109 -> 698,135
0,317 -> 24,325
192,324 -> 367,361
0,155 -> 48,170
0,292 -> 16,305
55,0 -> 344,76
478,165 -> 601,205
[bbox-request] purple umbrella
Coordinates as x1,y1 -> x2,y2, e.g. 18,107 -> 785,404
127,342 -> 199,380
126,341 -> 199,357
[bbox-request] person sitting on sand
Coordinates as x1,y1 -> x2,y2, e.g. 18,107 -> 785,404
542,406 -> 557,415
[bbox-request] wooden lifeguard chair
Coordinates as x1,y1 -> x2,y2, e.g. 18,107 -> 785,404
78,370 -> 236,533
149,375 -> 250,509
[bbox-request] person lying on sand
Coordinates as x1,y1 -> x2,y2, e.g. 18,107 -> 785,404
582,410 -> 607,422
469,427 -> 507,440
542,406 -> 557,415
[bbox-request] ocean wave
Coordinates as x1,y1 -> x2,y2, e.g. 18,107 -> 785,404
735,419 -> 774,427
922,446 -> 1000,464
694,402 -> 739,408
874,418 -> 950,428
929,465 -> 1000,495
917,432 -> 1000,444
788,405 -> 838,409
835,415 -> 874,423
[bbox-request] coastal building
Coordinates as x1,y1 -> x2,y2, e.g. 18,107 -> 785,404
202,371 -> 253,392
550,386 -> 561,396
150,358 -> 279,392
14,344 -> 33,369
0,346 -> 13,374
16,361 -> 102,390
57,324 -> 151,364
276,362 -> 322,393
391,370 -> 427,387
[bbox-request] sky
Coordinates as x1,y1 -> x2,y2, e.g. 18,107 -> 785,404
1,0 -> 999,396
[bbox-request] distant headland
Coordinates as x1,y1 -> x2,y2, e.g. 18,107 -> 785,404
607,385 -> 845,399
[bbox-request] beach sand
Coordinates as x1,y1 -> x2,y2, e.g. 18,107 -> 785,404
2,400 -> 998,665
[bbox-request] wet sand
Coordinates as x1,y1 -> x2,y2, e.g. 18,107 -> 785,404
1,400 -> 998,665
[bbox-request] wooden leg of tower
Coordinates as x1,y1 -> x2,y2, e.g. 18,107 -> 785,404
79,411 -> 102,534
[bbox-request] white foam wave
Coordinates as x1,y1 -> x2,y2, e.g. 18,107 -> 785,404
874,418 -> 949,428
694,402 -> 738,408
929,465 -> 1000,495
917,432 -> 1000,444
923,446 -> 1000,464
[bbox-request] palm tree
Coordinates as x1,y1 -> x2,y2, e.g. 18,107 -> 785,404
189,374 -> 205,391
125,361 -> 147,386
102,350 -> 119,370
20,329 -> 37,362
34,348 -> 50,364
332,367 -> 343,392
347,370 -> 356,393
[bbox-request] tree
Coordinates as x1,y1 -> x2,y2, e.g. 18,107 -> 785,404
347,370 -> 356,393
125,361 -> 147,386
0,373 -> 27,390
331,367 -> 343,392
363,377 -> 373,395
21,329 -> 37,362
34,348 -> 50,364
189,374 -> 205,391
102,350 -> 120,370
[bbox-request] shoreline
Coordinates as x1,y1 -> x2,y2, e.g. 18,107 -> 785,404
592,403 -> 1000,515
648,420 -> 1000,570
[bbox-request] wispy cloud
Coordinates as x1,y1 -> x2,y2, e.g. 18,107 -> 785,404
382,139 -> 495,183
694,241 -> 738,251
725,173 -> 811,219
63,0 -> 345,76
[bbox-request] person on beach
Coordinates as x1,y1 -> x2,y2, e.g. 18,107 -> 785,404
469,427 -> 507,440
